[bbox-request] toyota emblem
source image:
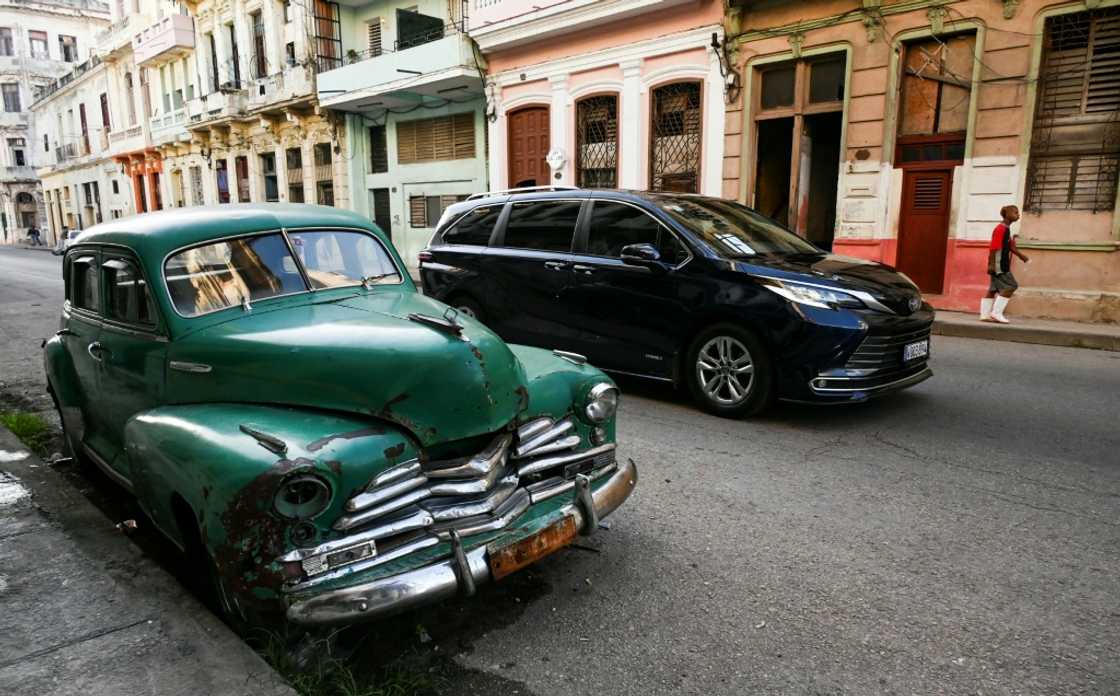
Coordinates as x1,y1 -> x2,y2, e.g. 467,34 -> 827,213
908,296 -> 921,313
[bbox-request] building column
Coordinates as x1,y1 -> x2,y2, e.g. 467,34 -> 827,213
619,59 -> 643,189
702,45 -> 726,197
487,83 -> 504,190
549,74 -> 570,186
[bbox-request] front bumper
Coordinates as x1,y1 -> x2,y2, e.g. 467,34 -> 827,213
285,456 -> 638,626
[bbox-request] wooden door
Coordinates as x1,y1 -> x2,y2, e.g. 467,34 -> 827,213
508,107 -> 550,188
897,169 -> 951,294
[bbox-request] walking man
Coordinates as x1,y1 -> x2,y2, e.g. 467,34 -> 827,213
980,205 -> 1029,324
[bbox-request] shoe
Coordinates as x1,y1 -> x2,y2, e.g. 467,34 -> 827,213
990,314 -> 1010,324
979,298 -> 993,321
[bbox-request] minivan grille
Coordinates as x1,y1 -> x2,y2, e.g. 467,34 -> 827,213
844,327 -> 931,370
284,416 -> 617,590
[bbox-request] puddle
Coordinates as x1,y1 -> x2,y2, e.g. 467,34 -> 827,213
0,449 -> 30,463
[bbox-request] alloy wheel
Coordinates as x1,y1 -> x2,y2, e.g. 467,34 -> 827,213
696,335 -> 755,406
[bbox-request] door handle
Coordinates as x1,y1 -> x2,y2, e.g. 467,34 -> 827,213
571,264 -> 596,275
543,261 -> 570,271
56,329 -> 76,337
87,341 -> 106,362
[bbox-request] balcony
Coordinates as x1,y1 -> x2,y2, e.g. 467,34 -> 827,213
0,112 -> 30,128
134,14 -> 195,67
468,0 -> 695,50
98,14 -> 148,56
0,165 -> 37,181
317,31 -> 481,113
151,107 -> 189,145
186,90 -> 247,129
247,64 -> 315,113
107,124 -> 149,157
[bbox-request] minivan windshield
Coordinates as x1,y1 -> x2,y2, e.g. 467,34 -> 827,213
653,196 -> 821,259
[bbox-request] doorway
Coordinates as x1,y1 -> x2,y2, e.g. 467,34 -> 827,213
507,106 -> 549,188
370,188 -> 391,240
897,168 -> 952,293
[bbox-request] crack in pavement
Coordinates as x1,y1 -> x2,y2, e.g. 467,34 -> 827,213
0,617 -> 153,669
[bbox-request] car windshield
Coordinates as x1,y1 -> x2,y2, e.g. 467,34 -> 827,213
288,230 -> 401,289
164,229 -> 402,317
653,196 -> 821,258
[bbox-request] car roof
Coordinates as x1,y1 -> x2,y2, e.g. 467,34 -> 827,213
73,203 -> 378,260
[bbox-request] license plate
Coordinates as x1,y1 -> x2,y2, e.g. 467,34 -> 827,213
903,339 -> 929,362
488,515 -> 578,581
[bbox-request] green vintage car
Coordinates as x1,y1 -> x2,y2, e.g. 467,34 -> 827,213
44,204 -> 637,627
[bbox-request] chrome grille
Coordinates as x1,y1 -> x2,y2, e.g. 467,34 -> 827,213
284,416 -> 617,591
844,327 -> 931,370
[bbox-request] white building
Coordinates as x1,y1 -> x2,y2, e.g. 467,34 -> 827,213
316,0 -> 488,270
0,0 -> 109,245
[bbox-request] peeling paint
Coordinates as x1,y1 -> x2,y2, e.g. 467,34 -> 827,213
306,426 -> 385,452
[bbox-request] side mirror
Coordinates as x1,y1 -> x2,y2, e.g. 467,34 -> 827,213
620,243 -> 661,268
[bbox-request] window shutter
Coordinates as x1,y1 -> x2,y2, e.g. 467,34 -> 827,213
396,114 -> 475,164
1086,11 -> 1120,113
369,125 -> 387,173
409,195 -> 427,227
367,18 -> 382,57
453,112 -> 475,159
397,120 -> 417,164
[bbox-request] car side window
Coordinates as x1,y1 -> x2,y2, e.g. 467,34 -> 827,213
104,257 -> 156,327
587,201 -> 688,264
70,254 -> 100,313
503,200 -> 581,252
443,206 -> 501,246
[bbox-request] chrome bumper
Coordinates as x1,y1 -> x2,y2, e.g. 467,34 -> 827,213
286,456 -> 638,626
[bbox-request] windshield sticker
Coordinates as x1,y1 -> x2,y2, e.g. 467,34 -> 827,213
714,234 -> 755,256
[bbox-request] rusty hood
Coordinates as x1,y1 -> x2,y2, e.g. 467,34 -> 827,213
167,289 -> 528,447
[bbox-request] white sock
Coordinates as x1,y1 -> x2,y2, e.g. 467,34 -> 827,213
992,295 -> 1010,318
980,298 -> 993,319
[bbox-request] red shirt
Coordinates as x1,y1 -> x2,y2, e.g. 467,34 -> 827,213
989,223 -> 1013,273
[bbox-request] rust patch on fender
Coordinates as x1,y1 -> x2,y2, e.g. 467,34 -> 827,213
306,426 -> 384,452
384,442 -> 406,460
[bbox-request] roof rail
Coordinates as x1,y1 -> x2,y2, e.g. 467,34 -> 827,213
466,185 -> 580,201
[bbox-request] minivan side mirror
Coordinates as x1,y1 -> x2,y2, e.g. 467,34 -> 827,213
620,243 -> 661,268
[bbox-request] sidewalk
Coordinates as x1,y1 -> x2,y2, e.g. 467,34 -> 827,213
933,310 -> 1120,352
0,427 -> 295,696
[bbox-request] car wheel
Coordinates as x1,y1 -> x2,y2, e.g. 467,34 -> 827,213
685,324 -> 773,418
176,504 -> 251,635
450,296 -> 485,322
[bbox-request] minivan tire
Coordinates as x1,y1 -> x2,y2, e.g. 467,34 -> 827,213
449,295 -> 485,323
685,323 -> 773,418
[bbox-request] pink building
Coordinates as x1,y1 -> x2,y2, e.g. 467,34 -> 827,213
470,0 -> 728,195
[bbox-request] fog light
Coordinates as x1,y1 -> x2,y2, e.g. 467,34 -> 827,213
590,426 -> 607,445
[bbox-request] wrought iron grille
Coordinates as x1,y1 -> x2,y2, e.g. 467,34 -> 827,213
313,0 -> 343,73
1025,7 -> 1120,213
576,95 -> 619,188
649,82 -> 702,193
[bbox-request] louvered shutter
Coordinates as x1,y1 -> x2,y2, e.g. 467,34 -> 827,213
367,18 -> 382,57
409,195 -> 427,227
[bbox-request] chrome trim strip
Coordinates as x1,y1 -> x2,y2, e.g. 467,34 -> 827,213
516,417 -> 553,442
285,534 -> 441,593
809,367 -> 932,394
425,435 -> 510,479
333,487 -> 432,531
371,459 -> 422,488
345,475 -> 427,512
517,443 -> 616,478
526,462 -> 617,504
552,350 -> 588,365
518,434 -> 581,459
514,418 -> 574,458
281,509 -> 435,562
428,457 -> 507,496
426,475 -> 518,522
169,361 -> 213,373
433,488 -> 530,540
83,445 -> 134,494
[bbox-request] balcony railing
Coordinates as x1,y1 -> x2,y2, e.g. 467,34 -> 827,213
33,55 -> 102,103
134,13 -> 195,67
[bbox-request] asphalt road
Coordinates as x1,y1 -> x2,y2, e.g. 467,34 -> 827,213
2,246 -> 1118,694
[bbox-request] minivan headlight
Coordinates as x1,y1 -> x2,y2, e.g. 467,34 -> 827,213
584,383 -> 619,424
763,280 -> 865,310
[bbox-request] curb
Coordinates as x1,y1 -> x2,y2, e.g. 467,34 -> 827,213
932,317 -> 1120,352
0,426 -> 296,696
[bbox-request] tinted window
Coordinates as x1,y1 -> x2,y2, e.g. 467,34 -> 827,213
289,230 -> 401,289
587,202 -> 661,256
444,205 -> 500,245
104,258 -> 155,326
503,200 -> 581,252
71,255 -> 99,312
654,196 -> 820,258
587,202 -> 689,264
164,234 -> 306,317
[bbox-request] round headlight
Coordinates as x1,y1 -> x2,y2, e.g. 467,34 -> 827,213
584,383 -> 619,424
274,474 -> 332,520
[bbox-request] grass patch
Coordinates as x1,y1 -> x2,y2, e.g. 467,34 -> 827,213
0,410 -> 53,458
256,629 -> 446,696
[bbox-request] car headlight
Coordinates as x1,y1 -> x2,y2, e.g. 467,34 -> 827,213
763,280 -> 865,310
584,382 -> 619,424
896,272 -> 920,291
274,473 -> 332,520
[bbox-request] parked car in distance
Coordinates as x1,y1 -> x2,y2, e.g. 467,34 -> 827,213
51,228 -> 82,255
420,189 -> 934,418
43,204 -> 636,628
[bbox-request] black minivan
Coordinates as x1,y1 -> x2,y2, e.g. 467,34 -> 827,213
420,188 -> 933,418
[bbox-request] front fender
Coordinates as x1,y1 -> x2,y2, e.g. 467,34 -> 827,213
123,404 -> 418,611
509,344 -> 618,445
43,333 -> 80,407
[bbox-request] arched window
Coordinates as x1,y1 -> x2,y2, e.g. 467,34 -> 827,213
649,81 -> 702,193
576,94 -> 619,188
16,192 -> 33,204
